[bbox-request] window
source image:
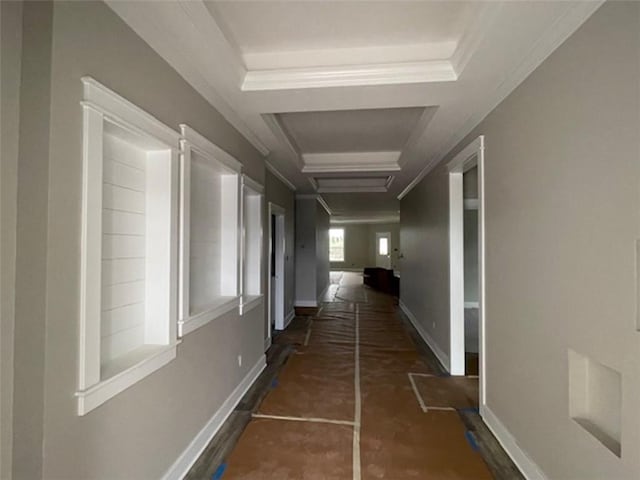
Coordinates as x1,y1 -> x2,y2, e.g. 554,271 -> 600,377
379,237 -> 389,256
329,228 -> 345,262
77,77 -> 180,415
179,125 -> 241,336
240,175 -> 264,315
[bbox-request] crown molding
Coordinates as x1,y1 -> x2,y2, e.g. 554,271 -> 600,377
265,161 -> 296,191
398,0 -> 605,201
261,114 -> 303,169
242,60 -> 457,92
330,214 -> 400,225
302,151 -> 401,174
295,194 -> 332,216
105,0 -> 270,157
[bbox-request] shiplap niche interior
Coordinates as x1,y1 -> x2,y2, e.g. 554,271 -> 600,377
240,175 -> 264,315
77,77 -> 181,416
179,125 -> 242,337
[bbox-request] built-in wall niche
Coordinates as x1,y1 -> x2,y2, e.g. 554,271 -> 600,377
77,77 -> 180,416
179,125 -> 242,336
240,175 -> 264,315
569,349 -> 622,457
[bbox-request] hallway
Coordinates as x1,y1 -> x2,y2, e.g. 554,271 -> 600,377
221,272 -> 492,479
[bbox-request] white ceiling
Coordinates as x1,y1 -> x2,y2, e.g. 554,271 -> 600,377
107,0 -> 603,223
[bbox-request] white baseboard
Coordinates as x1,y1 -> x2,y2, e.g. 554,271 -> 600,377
284,309 -> 295,329
162,355 -> 266,480
317,283 -> 330,304
399,299 -> 450,372
481,404 -> 548,480
295,300 -> 317,308
264,336 -> 271,352
330,268 -> 362,272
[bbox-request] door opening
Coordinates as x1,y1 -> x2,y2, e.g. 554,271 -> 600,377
375,232 -> 391,269
447,136 -> 486,410
268,203 -> 285,340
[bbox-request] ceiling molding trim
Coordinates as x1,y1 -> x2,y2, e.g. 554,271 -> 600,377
317,186 -> 388,194
398,0 -> 605,201
265,160 -> 296,191
397,106 -> 438,167
105,0 -> 270,157
316,195 -> 332,216
307,177 -> 319,191
261,114 -> 303,168
302,151 -> 401,174
331,215 -> 400,225
242,60 -> 457,92
295,194 -> 333,216
451,2 -> 504,75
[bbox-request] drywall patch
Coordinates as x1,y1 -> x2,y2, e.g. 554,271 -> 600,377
568,349 -> 621,457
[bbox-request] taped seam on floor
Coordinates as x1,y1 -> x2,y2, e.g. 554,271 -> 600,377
353,303 -> 362,480
212,463 -> 226,480
252,413 -> 356,426
304,320 -> 312,346
408,373 -> 427,413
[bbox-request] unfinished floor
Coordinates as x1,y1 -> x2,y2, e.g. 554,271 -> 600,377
197,272 -> 518,479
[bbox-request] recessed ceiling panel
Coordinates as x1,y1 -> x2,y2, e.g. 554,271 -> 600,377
277,107 -> 429,154
207,1 -> 478,54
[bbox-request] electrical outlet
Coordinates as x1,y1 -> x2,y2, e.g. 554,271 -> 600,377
238,355 -> 242,367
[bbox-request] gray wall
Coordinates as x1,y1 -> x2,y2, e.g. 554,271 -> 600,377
315,204 -> 330,300
294,197 -> 330,306
7,2 -> 268,478
400,2 -> 640,477
265,169 -> 296,330
12,2 -> 53,478
0,1 -> 23,477
295,198 -> 317,305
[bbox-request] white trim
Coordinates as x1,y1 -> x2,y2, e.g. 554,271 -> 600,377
398,1 -> 604,201
76,343 -> 179,416
264,336 -> 272,352
180,297 -> 241,337
481,404 -> 548,480
239,295 -> 264,316
241,174 -> 264,194
242,60 -> 457,91
330,215 -> 400,225
465,302 -> 480,309
178,125 -> 241,338
399,300 -> 450,372
284,309 -> 295,329
447,137 -> 487,397
162,355 -> 266,480
317,282 -> 331,306
301,152 -> 401,174
265,161 -> 296,191
295,194 -> 332,216
267,203 -> 286,333
104,1 -> 270,157
180,124 -> 242,173
81,77 -> 180,146
330,267 -> 363,273
294,300 -> 317,308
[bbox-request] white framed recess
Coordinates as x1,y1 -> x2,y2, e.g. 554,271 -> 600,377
77,77 -> 181,415
178,124 -> 242,337
240,175 -> 264,315
447,136 -> 486,404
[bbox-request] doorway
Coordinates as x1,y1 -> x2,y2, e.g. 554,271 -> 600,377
375,232 -> 391,269
268,203 -> 285,340
447,136 -> 486,408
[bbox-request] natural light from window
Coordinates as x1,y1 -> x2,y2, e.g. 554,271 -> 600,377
329,228 -> 345,262
379,237 -> 389,256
